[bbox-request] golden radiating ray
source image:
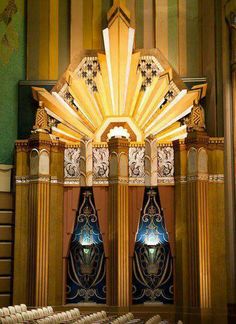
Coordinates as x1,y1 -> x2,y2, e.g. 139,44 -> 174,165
132,76 -> 160,121
145,91 -> 197,136
51,127 -> 80,142
32,87 -> 94,138
98,53 -> 114,115
32,1 -> 207,144
67,72 -> 102,128
68,86 -> 96,129
128,71 -> 143,117
53,88 -> 96,133
155,122 -> 186,142
94,71 -> 111,117
69,71 -> 104,122
144,90 -> 187,134
137,75 -> 170,128
57,124 -> 82,140
124,52 -> 141,115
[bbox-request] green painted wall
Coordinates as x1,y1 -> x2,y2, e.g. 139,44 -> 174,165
0,0 -> 26,164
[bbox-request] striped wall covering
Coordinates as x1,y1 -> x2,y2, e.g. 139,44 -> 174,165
27,0 -> 70,80
70,0 -> 202,77
27,0 -> 203,79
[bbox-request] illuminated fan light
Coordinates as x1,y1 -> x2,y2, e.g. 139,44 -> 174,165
107,126 -> 130,140
145,236 -> 160,246
32,0 -> 206,144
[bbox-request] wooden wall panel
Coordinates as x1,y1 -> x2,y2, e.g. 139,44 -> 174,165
93,186 -> 109,257
159,186 -> 175,256
0,193 -> 14,307
128,186 -> 145,257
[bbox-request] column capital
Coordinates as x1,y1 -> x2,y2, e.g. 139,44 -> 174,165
107,137 -> 130,152
186,131 -> 209,148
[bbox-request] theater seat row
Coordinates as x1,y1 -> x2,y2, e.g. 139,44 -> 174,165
110,312 -> 135,323
0,305 -> 28,317
145,315 -> 183,324
36,308 -> 81,323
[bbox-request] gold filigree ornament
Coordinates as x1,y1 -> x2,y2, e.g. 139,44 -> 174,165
32,101 -> 50,134
186,99 -> 206,132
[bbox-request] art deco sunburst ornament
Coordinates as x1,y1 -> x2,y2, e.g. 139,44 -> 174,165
32,0 -> 207,145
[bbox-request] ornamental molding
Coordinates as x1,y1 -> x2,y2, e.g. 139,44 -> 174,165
175,174 -> 224,183
174,176 -> 187,183
64,179 -> 80,185
157,177 -> 174,185
93,179 -> 109,185
208,137 -> 224,144
15,176 -> 29,184
187,174 -> 209,182
15,175 -> 51,184
208,174 -> 224,183
129,178 -> 145,185
109,177 -> 129,185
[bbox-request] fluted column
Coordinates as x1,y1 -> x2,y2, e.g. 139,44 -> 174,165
14,141 -> 30,304
173,139 -> 188,321
108,137 -> 129,310
224,5 -> 236,321
28,132 -> 51,306
48,140 -> 65,305
186,131 -> 211,323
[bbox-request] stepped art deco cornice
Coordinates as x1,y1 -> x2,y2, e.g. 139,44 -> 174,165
32,0 -> 207,145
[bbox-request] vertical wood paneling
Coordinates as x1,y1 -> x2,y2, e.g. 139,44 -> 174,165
92,0 -> 102,49
49,0 -> 59,79
71,0 -> 83,61
59,0 -> 70,75
178,0 -> 187,76
38,1 -> 50,79
155,0 -> 168,59
186,0 -> 202,76
126,0 -> 136,28
168,0 -> 178,71
135,0 -> 144,48
83,0 -> 93,49
28,0 -> 69,80
143,0 -> 155,48
27,0 -> 40,79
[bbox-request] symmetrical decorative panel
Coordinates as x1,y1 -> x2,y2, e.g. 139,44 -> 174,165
129,147 -> 145,184
157,146 -> 174,185
138,56 -> 164,91
93,147 -> 109,184
132,187 -> 173,304
67,187 -> 106,304
76,57 -> 100,92
159,81 -> 180,110
64,148 -> 80,179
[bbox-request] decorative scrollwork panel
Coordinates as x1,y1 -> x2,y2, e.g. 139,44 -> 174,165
64,148 -> 80,179
67,187 -> 106,304
129,147 -> 145,184
93,147 -> 109,184
157,146 -> 174,185
132,187 -> 173,304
